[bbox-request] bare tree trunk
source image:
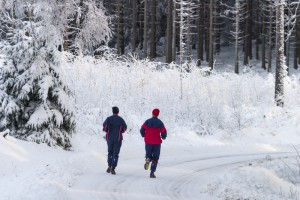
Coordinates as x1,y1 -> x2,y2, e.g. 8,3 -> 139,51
243,0 -> 250,66
205,0 -> 209,62
275,0 -> 285,107
63,27 -> 68,51
176,2 -> 181,57
143,0 -> 147,58
150,0 -> 156,59
117,0 -> 125,55
197,0 -> 204,66
286,0 -> 290,75
117,0 -> 121,55
208,0 -> 214,69
215,0 -> 221,55
186,1 -> 192,64
131,0 -> 137,54
179,0 -> 184,100
138,0 -> 143,50
295,11 -> 300,69
179,0 -> 184,66
172,0 -> 176,62
166,0 -> 173,63
248,0 -> 253,60
255,0 -> 260,60
262,0 -> 266,69
298,13 -> 300,67
234,0 -> 240,74
268,3 -> 273,72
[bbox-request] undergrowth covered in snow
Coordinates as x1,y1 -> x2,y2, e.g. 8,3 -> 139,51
61,53 -> 300,143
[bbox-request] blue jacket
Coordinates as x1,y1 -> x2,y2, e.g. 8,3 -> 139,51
103,115 -> 127,142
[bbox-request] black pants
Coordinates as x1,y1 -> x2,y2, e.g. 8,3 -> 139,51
107,140 -> 122,168
145,144 -> 161,172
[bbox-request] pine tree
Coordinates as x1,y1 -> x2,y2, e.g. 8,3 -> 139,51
0,1 -> 75,148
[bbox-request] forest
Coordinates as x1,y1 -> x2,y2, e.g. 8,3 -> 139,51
0,0 -> 298,147
102,0 -> 299,71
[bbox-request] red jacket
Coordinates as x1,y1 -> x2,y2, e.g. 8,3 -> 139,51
140,117 -> 167,144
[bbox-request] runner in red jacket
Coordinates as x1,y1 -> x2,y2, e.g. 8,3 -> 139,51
140,108 -> 167,178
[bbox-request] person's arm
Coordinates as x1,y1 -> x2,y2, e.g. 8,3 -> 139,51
122,118 -> 127,133
140,123 -> 147,137
103,118 -> 109,133
161,124 -> 167,140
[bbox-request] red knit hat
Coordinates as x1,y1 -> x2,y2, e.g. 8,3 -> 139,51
152,108 -> 160,116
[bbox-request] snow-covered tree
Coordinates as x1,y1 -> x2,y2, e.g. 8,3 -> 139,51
222,0 -> 247,74
0,1 -> 75,148
175,0 -> 197,65
267,0 -> 275,72
63,0 -> 112,55
274,0 -> 286,107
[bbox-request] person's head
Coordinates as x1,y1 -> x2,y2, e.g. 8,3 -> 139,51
152,108 -> 160,117
112,106 -> 119,115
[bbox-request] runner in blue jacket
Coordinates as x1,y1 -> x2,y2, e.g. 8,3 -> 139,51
103,107 -> 127,175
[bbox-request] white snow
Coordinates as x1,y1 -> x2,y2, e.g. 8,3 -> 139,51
1,51 -> 300,199
27,105 -> 50,129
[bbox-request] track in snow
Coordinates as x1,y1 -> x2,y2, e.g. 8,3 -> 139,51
67,152 -> 292,200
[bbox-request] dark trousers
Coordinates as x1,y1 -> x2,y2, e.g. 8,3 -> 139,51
145,144 -> 161,172
107,140 -> 122,168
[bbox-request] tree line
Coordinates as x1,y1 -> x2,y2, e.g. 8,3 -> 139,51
105,0 -> 300,73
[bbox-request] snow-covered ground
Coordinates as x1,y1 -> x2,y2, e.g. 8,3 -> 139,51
1,51 -> 300,200
1,130 -> 300,200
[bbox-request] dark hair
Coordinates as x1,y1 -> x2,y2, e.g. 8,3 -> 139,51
112,106 -> 119,114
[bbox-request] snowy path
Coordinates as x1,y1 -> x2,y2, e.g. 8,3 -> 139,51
0,134 -> 295,200
67,150 -> 292,200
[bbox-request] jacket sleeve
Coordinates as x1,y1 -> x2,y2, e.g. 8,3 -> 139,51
140,123 -> 147,137
121,118 -> 127,133
103,118 -> 109,133
161,124 -> 167,140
